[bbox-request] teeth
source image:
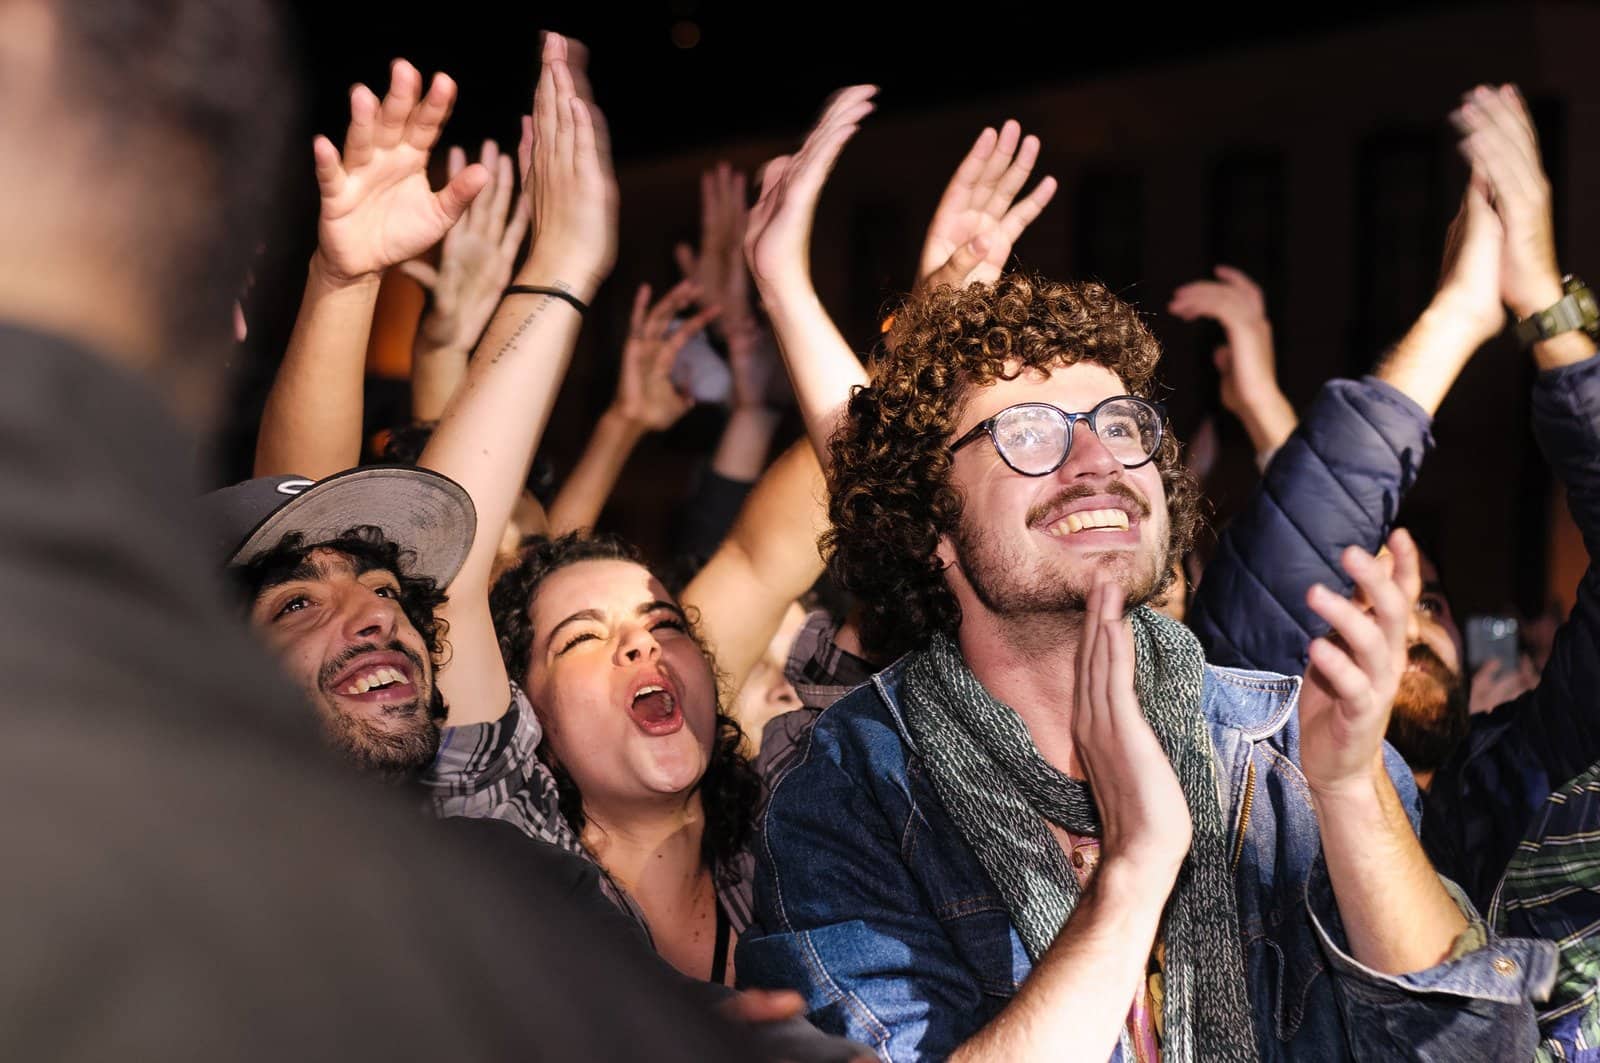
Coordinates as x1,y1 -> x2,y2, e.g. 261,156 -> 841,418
634,685 -> 665,700
1047,509 -> 1131,536
344,666 -> 407,696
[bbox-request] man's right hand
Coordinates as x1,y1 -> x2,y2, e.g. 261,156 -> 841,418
1073,577 -> 1192,886
312,60 -> 489,285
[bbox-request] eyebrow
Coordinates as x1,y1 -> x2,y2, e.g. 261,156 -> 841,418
544,599 -> 687,647
253,554 -> 396,602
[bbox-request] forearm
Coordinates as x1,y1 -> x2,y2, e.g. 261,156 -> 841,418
1228,388 -> 1297,465
756,279 -> 867,470
1314,768 -> 1468,974
1374,296 -> 1487,416
546,407 -> 646,534
711,406 -> 782,482
254,255 -> 381,477
950,860 -> 1167,1063
423,260 -> 593,591
410,333 -> 470,422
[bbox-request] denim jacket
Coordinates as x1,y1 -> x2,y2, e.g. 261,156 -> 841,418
737,659 -> 1555,1061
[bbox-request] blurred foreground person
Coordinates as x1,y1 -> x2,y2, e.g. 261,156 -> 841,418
0,2 -> 754,1058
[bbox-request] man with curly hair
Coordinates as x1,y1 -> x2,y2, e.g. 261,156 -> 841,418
736,137 -> 1554,1059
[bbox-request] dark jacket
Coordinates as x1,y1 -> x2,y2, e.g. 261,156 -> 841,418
1187,362 -> 1600,911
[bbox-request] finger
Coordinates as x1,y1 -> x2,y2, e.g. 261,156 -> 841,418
517,114 -> 533,183
311,135 -> 345,198
930,233 -> 991,289
551,61 -> 578,170
341,83 -> 380,168
465,140 -> 497,235
533,50 -> 557,147
1474,658 -> 1504,683
500,192 -> 531,259
570,96 -> 601,175
645,279 -> 702,335
1342,546 -> 1408,653
436,162 -> 491,225
938,126 -> 999,212
1307,636 -> 1376,711
1212,265 -> 1265,313
1307,581 -> 1391,685
986,132 -> 1041,215
662,305 -> 723,358
1459,113 -> 1540,206
446,144 -> 466,179
483,150 -> 512,238
1076,577 -> 1104,719
996,175 -> 1057,244
629,284 -> 652,334
700,168 -> 718,245
376,59 -> 421,148
974,119 -> 1021,198
397,260 -> 439,289
673,242 -> 699,281
1502,84 -> 1542,152
1387,528 -> 1423,613
1469,85 -> 1540,171
403,70 -> 457,151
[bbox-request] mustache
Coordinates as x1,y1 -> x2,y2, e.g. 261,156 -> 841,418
1027,480 -> 1152,527
318,640 -> 428,692
1406,641 -> 1458,681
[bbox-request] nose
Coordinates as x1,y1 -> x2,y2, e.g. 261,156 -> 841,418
1060,420 -> 1124,479
340,585 -> 400,643
1405,603 -> 1423,644
615,620 -> 663,665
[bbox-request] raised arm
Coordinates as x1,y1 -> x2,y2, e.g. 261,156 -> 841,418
1169,265 -> 1296,464
1188,149 -> 1506,674
402,139 -> 531,422
255,60 -> 488,478
420,33 -> 617,727
743,87 -> 877,462
545,280 -> 718,535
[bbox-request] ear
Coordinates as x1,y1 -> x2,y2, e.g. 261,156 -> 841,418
934,532 -> 957,573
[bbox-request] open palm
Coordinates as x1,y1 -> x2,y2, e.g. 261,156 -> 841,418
313,59 -> 488,283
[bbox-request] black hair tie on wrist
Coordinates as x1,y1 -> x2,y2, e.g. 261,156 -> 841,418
504,284 -> 587,317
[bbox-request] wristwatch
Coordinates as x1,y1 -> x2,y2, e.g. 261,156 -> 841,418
1514,274 -> 1600,348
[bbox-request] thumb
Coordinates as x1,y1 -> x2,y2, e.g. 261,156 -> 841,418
397,260 -> 440,289
673,242 -> 698,280
437,162 -> 491,225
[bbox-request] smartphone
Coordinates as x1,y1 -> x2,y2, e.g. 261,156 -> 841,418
667,319 -> 731,405
1464,614 -> 1520,675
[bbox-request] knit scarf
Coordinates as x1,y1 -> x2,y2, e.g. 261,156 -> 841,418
901,609 -> 1258,1062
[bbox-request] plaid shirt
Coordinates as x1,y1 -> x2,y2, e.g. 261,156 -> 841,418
422,683 -> 754,940
1492,764 -> 1600,1061
756,610 -> 876,784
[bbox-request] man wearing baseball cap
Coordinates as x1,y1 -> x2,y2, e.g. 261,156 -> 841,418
204,466 -> 478,777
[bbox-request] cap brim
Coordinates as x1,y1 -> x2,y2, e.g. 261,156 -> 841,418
228,466 -> 476,589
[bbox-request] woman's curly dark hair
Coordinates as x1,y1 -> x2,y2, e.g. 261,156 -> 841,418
489,531 -> 760,885
826,273 -> 1201,661
231,525 -> 452,721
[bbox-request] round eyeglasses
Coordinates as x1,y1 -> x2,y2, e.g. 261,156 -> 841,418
948,395 -> 1165,476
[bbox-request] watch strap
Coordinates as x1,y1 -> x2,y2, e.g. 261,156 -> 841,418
1515,276 -> 1600,348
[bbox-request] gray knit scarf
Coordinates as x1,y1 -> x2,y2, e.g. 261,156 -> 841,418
901,609 -> 1258,1062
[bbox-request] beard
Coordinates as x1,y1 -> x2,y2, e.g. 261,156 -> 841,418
953,481 -> 1171,618
316,641 -> 442,779
1385,643 -> 1468,774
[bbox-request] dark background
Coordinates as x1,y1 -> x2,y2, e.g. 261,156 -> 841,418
225,0 -> 1584,623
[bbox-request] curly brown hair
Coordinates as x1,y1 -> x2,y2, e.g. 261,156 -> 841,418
826,273 -> 1200,661
489,532 -> 760,887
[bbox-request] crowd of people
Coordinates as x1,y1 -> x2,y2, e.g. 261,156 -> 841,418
8,2 -> 1600,1060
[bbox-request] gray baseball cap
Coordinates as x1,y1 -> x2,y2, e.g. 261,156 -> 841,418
202,466 -> 477,588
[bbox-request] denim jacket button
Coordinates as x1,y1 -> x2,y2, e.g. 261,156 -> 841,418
1492,956 -> 1518,977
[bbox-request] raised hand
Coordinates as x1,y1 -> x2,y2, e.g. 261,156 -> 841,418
1168,265 -> 1287,418
675,163 -> 755,337
1073,577 -> 1193,882
1299,529 -> 1420,798
917,120 -> 1058,293
519,33 -> 618,302
312,60 -> 489,284
613,279 -> 721,431
1452,84 -> 1561,320
1433,163 -> 1507,344
401,139 -> 531,352
745,85 -> 878,291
